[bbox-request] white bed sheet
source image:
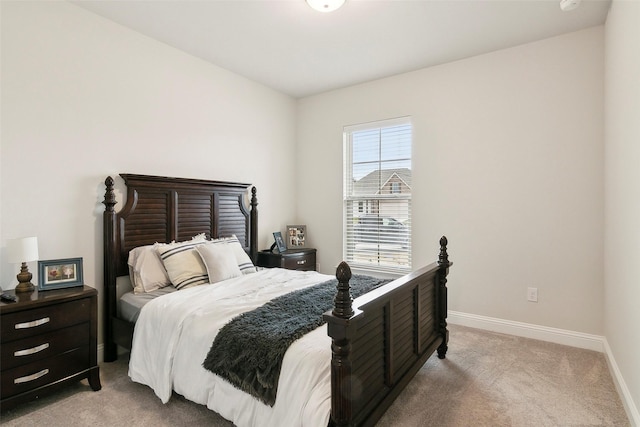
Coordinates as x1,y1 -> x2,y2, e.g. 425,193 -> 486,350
129,268 -> 334,427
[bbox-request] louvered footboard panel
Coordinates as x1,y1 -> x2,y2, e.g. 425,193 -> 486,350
350,307 -> 387,417
391,288 -> 417,381
419,280 -> 437,352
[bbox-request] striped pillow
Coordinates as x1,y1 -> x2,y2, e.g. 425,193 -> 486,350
157,240 -> 209,290
209,235 -> 257,275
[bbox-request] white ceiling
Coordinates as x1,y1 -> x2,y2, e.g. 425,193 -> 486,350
73,0 -> 611,98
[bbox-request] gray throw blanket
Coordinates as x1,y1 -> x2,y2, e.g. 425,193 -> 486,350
202,274 -> 390,406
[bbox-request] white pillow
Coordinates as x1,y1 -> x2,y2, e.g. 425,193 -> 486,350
127,234 -> 207,293
128,244 -> 171,294
196,244 -> 242,284
209,235 -> 257,274
156,240 -> 209,290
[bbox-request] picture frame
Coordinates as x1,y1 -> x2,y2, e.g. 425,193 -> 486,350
38,257 -> 84,290
272,231 -> 287,253
287,225 -> 306,248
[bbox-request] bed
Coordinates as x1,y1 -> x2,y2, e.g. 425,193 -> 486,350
102,173 -> 452,427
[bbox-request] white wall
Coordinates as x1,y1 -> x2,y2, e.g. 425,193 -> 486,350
297,27 -> 604,335
604,0 -> 640,421
2,0 -> 636,419
0,1 -> 297,342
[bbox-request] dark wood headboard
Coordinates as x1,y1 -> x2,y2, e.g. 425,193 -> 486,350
102,174 -> 258,360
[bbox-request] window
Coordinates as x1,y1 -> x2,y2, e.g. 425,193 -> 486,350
343,117 -> 412,274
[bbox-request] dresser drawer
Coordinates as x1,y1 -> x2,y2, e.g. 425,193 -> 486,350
1,298 -> 90,342
1,346 -> 90,399
1,323 -> 89,370
282,252 -> 316,271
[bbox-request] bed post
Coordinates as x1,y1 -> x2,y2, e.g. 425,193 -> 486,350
436,236 -> 451,359
102,176 -> 118,362
249,186 -> 258,263
325,262 -> 354,427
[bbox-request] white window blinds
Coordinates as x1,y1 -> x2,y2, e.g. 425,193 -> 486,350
344,117 -> 412,274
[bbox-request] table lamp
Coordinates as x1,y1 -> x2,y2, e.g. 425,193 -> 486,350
8,236 -> 39,293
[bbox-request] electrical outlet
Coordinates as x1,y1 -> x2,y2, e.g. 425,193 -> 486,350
527,287 -> 538,302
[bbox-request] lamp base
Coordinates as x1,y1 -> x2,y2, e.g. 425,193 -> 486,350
15,281 -> 35,293
15,263 -> 35,293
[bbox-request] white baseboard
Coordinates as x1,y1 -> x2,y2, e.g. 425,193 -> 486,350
448,310 -> 605,351
603,338 -> 640,427
448,310 -> 638,426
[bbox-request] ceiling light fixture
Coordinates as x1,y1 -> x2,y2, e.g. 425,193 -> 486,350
559,0 -> 581,11
306,0 -> 345,13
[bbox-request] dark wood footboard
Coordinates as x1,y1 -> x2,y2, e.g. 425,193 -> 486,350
324,237 -> 451,427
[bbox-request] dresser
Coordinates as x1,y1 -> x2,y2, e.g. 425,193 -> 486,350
256,248 -> 317,271
1,286 -> 101,411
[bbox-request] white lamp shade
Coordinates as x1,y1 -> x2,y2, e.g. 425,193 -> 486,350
306,0 -> 345,13
8,237 -> 39,263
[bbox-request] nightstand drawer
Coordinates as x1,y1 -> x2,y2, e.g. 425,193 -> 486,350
1,298 -> 90,342
1,323 -> 89,370
256,248 -> 317,271
282,253 -> 315,270
1,346 -> 89,399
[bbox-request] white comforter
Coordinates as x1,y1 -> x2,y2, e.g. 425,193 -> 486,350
129,268 -> 334,427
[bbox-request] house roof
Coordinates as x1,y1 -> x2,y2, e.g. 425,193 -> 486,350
353,168 -> 412,196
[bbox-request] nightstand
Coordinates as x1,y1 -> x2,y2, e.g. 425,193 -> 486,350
256,248 -> 317,271
1,286 -> 101,411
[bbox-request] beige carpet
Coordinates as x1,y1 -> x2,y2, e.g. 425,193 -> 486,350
0,325 -> 629,426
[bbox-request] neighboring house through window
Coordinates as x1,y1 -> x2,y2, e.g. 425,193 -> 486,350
343,117 -> 412,274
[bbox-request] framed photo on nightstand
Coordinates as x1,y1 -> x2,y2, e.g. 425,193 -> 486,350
272,232 -> 287,253
287,225 -> 306,248
38,257 -> 84,290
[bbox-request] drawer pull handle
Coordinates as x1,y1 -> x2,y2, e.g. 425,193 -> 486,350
14,317 -> 50,329
297,260 -> 306,265
14,369 -> 49,384
14,343 -> 50,357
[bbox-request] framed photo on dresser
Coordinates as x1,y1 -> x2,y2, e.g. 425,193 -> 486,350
38,257 -> 84,290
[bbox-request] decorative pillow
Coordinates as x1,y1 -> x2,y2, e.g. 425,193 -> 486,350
128,244 -> 171,294
128,234 -> 207,293
196,244 -> 242,284
209,235 -> 257,274
156,240 -> 209,290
